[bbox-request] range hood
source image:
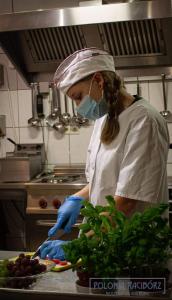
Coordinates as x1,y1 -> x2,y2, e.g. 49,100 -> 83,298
0,0 -> 172,85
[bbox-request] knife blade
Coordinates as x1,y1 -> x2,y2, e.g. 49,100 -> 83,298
31,237 -> 51,259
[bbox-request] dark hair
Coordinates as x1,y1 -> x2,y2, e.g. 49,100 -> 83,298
100,71 -> 124,144
78,71 -> 124,145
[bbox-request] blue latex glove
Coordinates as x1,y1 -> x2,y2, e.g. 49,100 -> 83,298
39,240 -> 69,260
48,195 -> 84,237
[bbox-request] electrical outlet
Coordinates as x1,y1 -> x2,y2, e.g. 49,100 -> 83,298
65,125 -> 79,134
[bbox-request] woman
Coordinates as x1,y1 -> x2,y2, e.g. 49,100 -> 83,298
39,48 -> 169,260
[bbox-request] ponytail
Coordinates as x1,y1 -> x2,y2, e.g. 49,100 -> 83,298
101,71 -> 124,145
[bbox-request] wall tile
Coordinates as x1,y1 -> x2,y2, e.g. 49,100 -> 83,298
167,124 -> 172,143
0,54 -> 29,90
168,149 -> 172,163
5,127 -> 20,153
166,81 -> 172,112
125,82 -> 149,100
0,90 -> 19,127
18,89 -> 32,127
44,127 -> 70,165
148,82 -> 164,112
167,163 -> 172,177
19,127 -> 44,144
125,83 -> 137,95
139,82 -> 149,100
0,137 -> 6,157
70,125 -> 94,164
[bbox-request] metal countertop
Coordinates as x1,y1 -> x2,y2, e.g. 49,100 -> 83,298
0,251 -> 171,300
1,176 -> 172,190
0,182 -> 87,190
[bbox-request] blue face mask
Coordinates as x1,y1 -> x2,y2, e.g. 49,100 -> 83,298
76,95 -> 108,120
76,76 -> 108,120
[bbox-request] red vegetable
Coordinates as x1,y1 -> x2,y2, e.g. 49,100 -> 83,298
59,261 -> 67,266
52,259 -> 60,264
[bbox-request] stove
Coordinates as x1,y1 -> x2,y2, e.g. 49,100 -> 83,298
36,174 -> 86,184
25,165 -> 87,250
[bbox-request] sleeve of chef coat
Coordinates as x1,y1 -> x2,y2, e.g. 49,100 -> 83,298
115,113 -> 169,203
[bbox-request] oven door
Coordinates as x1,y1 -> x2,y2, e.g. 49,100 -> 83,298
26,214 -> 82,251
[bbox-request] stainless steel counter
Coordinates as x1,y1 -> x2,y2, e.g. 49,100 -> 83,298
0,182 -> 86,190
0,251 -> 172,300
0,175 -> 172,190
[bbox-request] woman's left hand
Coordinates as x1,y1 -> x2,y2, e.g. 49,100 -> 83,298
39,240 -> 69,260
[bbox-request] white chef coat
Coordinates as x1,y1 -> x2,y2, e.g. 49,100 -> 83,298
85,98 -> 169,212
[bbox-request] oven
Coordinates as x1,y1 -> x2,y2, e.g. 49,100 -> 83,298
25,166 -> 87,251
0,189 -> 27,251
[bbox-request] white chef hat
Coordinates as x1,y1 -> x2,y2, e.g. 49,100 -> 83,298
54,47 -> 115,94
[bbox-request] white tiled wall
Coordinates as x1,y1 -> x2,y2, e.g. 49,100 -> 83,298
0,87 -> 94,168
0,51 -> 172,174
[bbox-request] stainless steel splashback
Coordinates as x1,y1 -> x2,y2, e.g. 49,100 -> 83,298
0,0 -> 172,84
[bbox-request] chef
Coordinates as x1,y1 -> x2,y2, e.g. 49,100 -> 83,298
39,47 -> 169,259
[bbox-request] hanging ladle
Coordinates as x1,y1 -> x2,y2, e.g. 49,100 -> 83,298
160,74 -> 172,122
70,99 -> 82,126
53,89 -> 66,134
61,95 -> 71,125
76,113 -> 89,127
70,99 -> 89,127
45,83 -> 59,127
28,83 -> 41,127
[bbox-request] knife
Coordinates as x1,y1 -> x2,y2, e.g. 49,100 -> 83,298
31,237 -> 51,259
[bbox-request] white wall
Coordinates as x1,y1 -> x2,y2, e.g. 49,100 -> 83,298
0,49 -> 172,174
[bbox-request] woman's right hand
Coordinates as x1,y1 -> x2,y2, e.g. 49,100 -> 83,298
48,195 -> 84,237
39,240 -> 69,259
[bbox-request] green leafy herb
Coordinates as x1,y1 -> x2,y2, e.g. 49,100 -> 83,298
63,197 -> 172,278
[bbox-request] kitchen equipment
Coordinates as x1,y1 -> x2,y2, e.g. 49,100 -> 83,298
53,91 -> 66,134
0,2 -> 171,85
28,83 -> 41,127
160,74 -> 172,122
0,143 -> 45,182
61,95 -> 71,125
26,165 -> 86,250
0,115 -> 6,137
36,83 -> 44,119
70,99 -> 81,127
46,83 -> 59,127
77,114 -> 89,127
0,189 -> 27,251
